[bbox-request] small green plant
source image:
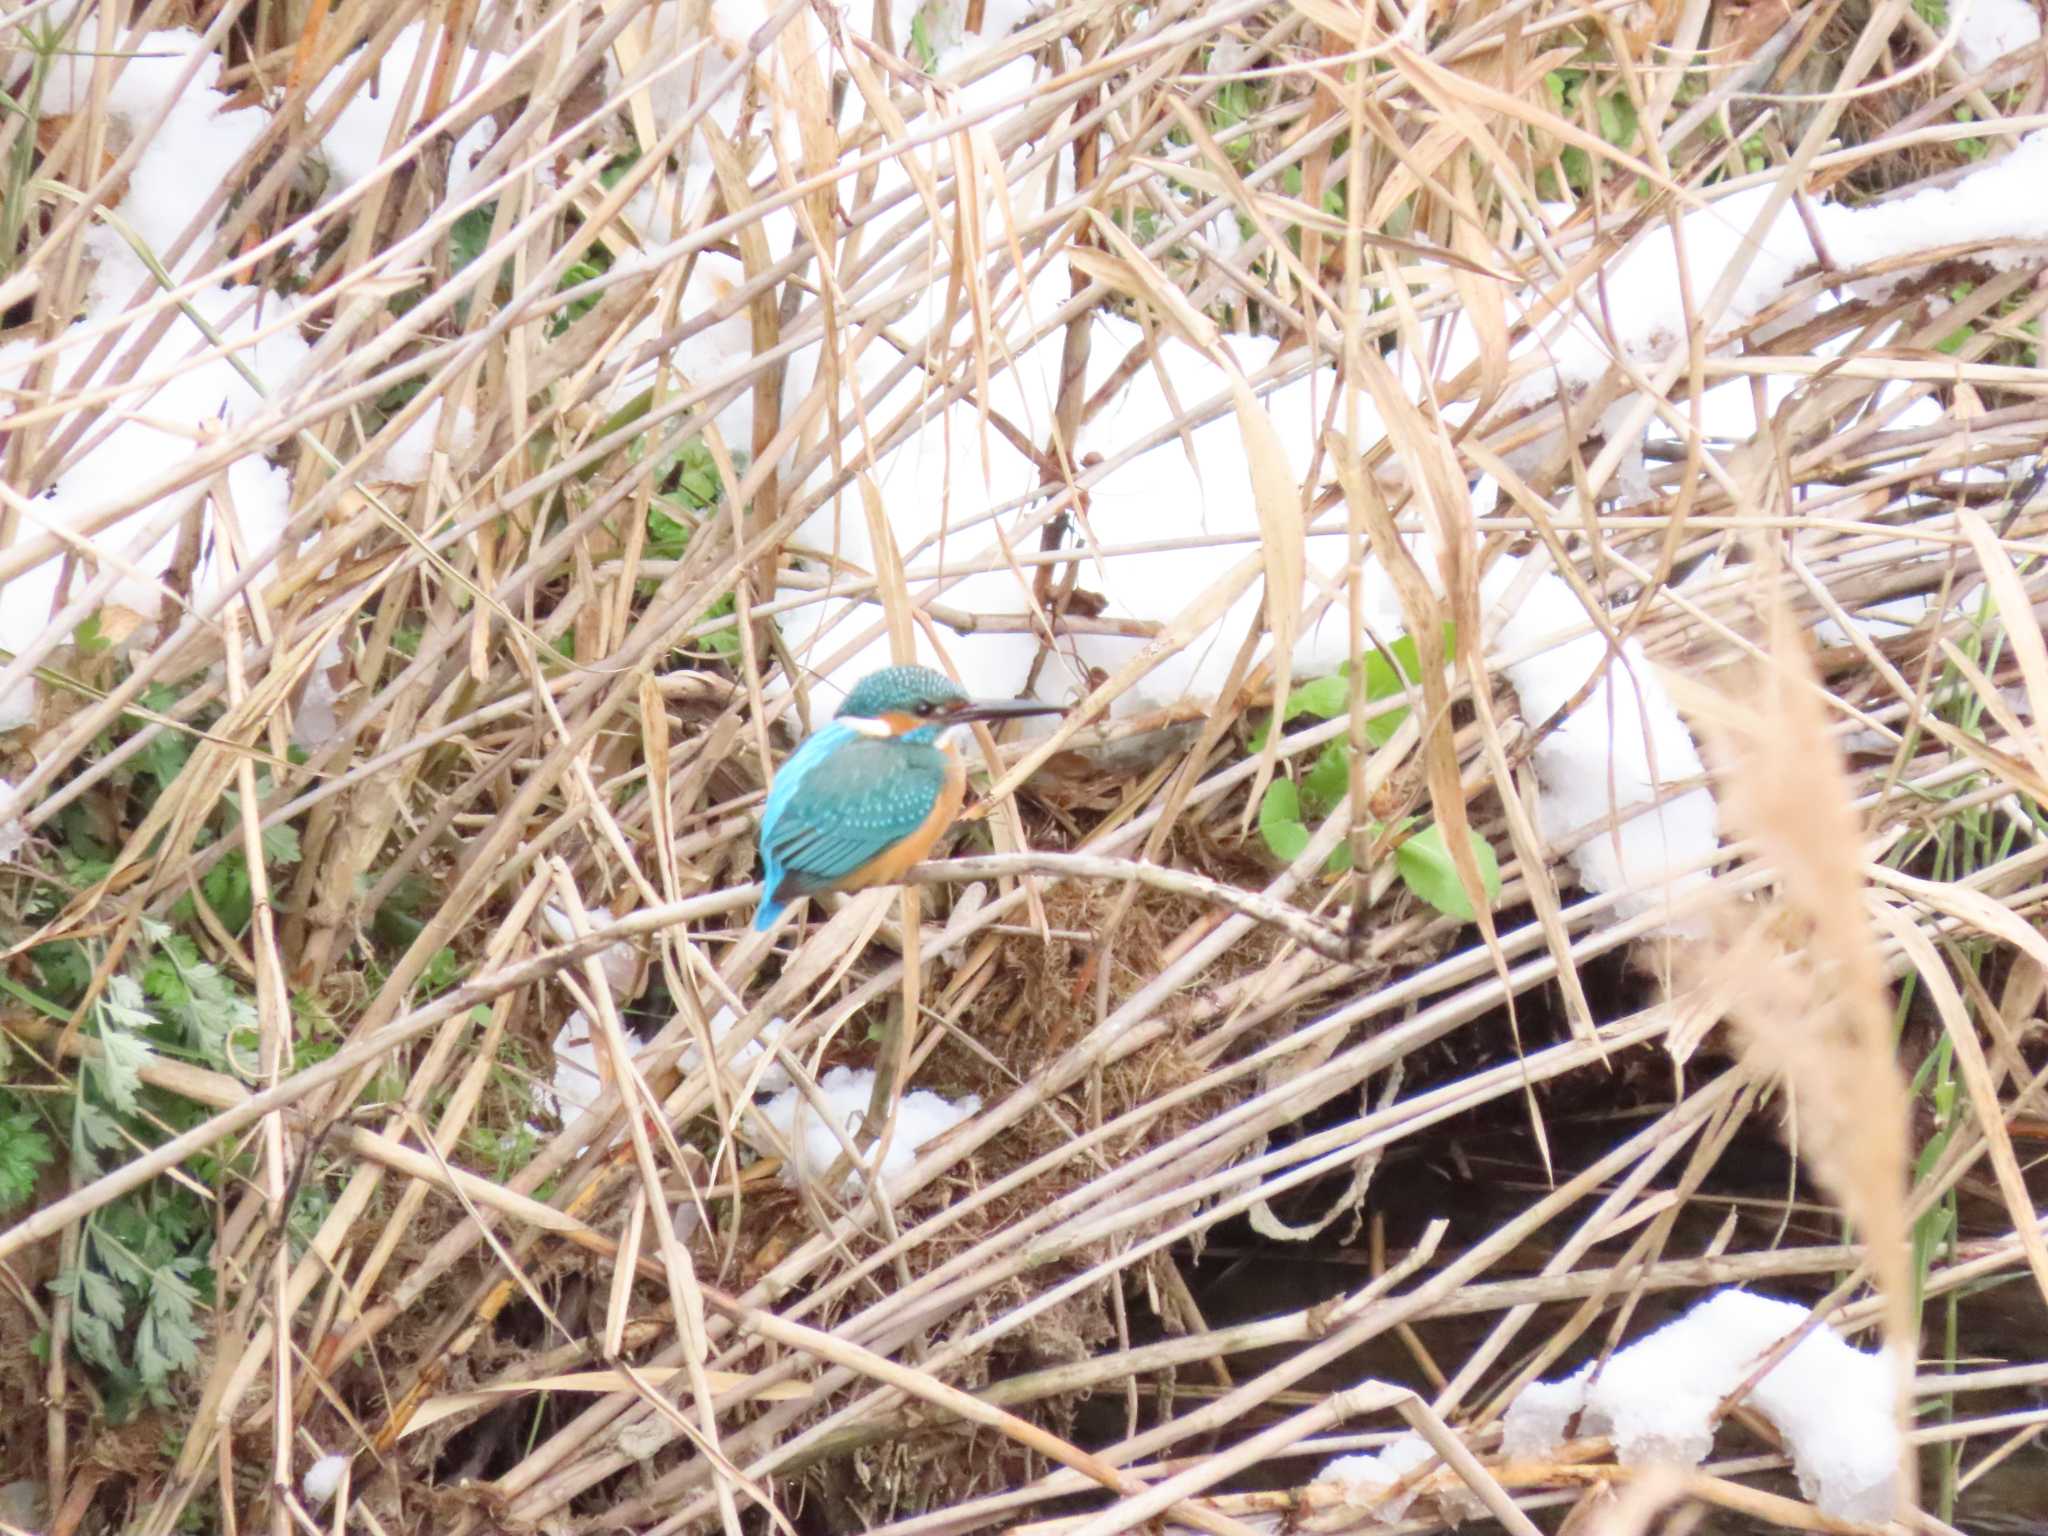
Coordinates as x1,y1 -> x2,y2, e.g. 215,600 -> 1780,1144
548,158 -> 636,335
1211,76 -> 1256,162
1952,106 -> 1989,162
465,1121 -> 541,1181
625,436 -> 744,659
1539,67 -> 1642,197
1933,280 -> 2041,365
165,786 -> 302,936
1936,280 -> 1979,355
1251,629 -> 1503,920
444,202 -> 502,325
0,18 -> 68,289
6,875 -> 336,1416
49,1188 -> 211,1420
649,436 -> 725,527
1249,630 -> 1439,756
72,611 -> 112,657
908,8 -> 938,71
695,592 -> 743,660
0,1092 -> 53,1215
140,921 -> 260,1073
32,937 -> 221,1414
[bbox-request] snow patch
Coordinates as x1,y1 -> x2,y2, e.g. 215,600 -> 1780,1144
681,1005 -> 793,1095
302,1452 -> 349,1507
371,400 -> 477,486
1502,1290 -> 1899,1522
0,783 -> 24,863
1953,0 -> 2042,74
539,903 -> 641,995
308,21 -> 505,201
752,1066 -> 978,1192
548,1012 -> 604,1119
1,25 -> 311,729
1318,1434 -> 1437,1521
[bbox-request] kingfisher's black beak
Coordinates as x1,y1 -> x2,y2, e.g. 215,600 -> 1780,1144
947,697 -> 1064,725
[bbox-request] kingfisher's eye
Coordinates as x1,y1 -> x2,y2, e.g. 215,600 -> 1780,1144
915,700 -> 937,717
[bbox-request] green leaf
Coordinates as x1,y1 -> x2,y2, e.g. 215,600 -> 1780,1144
449,204 -> 497,273
99,972 -> 154,1034
0,1106 -> 52,1213
1360,628 -> 1438,745
1282,672 -> 1350,722
32,941 -> 92,1003
138,1258 -> 204,1388
66,1307 -> 121,1374
201,850 -> 253,934
89,973 -> 159,1119
647,506 -> 693,560
1300,741 -> 1351,820
420,946 -> 464,996
143,932 -> 257,1070
84,1266 -> 125,1318
1395,823 -> 1501,920
93,1030 -> 154,1117
550,257 -> 607,335
72,1101 -> 125,1160
1544,68 -> 1582,111
1595,89 -> 1638,150
1258,779 -> 1312,862
698,591 -> 743,659
140,725 -> 191,794
261,822 -> 301,867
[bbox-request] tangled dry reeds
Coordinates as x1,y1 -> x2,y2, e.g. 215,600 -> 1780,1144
3,0 -> 2047,1532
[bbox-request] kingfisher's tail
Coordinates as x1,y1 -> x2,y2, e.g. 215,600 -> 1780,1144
752,896 -> 785,932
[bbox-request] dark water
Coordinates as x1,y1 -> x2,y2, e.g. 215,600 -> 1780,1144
1148,1091 -> 2048,1534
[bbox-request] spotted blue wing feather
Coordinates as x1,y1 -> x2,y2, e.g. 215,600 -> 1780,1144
754,727 -> 947,929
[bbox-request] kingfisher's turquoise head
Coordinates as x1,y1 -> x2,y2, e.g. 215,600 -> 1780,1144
834,664 -> 1056,745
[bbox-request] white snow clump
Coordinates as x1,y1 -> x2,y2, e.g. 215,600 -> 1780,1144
302,1452 -> 349,1506
752,1066 -> 979,1193
680,1005 -> 794,1096
1502,1289 -> 1899,1522
1318,1433 -> 1438,1521
0,25 -> 309,730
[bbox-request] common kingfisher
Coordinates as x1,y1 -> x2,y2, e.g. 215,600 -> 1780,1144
753,665 -> 1061,931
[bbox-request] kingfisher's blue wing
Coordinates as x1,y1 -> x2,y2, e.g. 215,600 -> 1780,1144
754,729 -> 947,928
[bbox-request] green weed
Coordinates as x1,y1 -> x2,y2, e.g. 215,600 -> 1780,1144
1251,628 -> 1502,919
